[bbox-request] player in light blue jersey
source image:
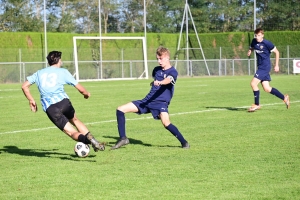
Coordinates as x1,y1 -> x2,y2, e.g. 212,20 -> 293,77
22,51 -> 105,152
111,46 -> 189,150
247,28 -> 290,112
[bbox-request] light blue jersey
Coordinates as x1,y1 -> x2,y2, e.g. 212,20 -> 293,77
27,66 -> 78,112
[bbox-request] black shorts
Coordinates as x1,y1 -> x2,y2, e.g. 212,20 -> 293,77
46,98 -> 75,131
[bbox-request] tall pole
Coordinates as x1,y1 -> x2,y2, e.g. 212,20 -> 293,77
99,0 -> 103,79
44,0 -> 47,67
144,0 -> 147,78
254,0 -> 256,30
175,0 -> 209,75
185,0 -> 189,71
144,0 -> 147,39
254,0 -> 257,72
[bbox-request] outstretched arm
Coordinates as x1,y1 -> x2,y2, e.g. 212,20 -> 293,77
273,48 -> 280,72
21,81 -> 38,112
75,83 -> 90,99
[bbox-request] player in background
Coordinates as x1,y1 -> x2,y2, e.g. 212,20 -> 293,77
247,28 -> 290,112
22,51 -> 105,151
111,46 -> 190,150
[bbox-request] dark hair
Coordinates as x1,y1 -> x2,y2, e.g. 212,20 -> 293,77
254,28 -> 264,35
47,51 -> 62,66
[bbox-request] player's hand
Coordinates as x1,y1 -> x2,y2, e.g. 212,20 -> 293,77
274,65 -> 279,72
247,50 -> 252,57
153,80 -> 162,86
84,92 -> 90,99
29,100 -> 37,112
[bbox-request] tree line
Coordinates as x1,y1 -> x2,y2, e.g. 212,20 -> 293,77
1,0 -> 299,34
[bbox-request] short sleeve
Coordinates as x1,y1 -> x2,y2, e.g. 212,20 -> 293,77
63,69 -> 78,86
26,72 -> 38,84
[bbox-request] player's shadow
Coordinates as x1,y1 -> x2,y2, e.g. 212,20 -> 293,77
206,106 -> 247,111
103,136 -> 180,148
0,145 -> 96,162
104,136 -> 152,148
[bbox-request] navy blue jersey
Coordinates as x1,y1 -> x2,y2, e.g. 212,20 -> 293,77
140,66 -> 178,104
250,38 -> 276,71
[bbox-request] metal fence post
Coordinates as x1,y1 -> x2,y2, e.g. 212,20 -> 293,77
287,45 -> 290,75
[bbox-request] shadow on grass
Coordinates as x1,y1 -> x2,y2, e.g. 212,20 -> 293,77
206,106 -> 248,111
103,136 -> 180,148
103,136 -> 152,147
0,145 -> 96,162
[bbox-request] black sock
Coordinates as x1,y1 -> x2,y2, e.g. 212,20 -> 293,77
254,90 -> 260,105
116,110 -> 126,138
165,124 -> 187,144
78,133 -> 91,144
270,88 -> 284,100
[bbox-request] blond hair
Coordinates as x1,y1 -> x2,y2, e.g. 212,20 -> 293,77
156,46 -> 170,57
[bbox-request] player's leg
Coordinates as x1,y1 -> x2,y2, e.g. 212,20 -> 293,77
69,113 -> 89,134
261,81 -> 290,109
46,108 -> 85,142
69,114 -> 105,151
248,77 -> 261,112
159,112 -> 189,149
63,122 -> 83,141
49,99 -> 104,151
60,99 -> 105,151
111,102 -> 139,150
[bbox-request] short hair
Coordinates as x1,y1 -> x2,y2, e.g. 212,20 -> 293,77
254,28 -> 264,35
156,46 -> 170,57
47,51 -> 62,66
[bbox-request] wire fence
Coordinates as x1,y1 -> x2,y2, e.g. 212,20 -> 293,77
0,57 -> 299,84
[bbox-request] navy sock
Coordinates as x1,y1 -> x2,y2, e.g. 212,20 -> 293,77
116,110 -> 126,138
253,90 -> 260,105
78,133 -> 91,144
165,124 -> 187,144
270,88 -> 284,100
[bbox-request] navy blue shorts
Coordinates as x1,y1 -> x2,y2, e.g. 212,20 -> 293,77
132,100 -> 169,120
46,98 -> 75,130
254,69 -> 271,82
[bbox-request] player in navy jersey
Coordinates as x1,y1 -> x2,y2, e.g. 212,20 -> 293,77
111,46 -> 189,150
22,51 -> 105,151
247,28 -> 290,112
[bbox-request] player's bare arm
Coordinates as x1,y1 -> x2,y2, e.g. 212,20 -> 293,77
272,48 -> 280,72
21,81 -> 38,112
75,83 -> 90,99
153,75 -> 174,86
247,47 -> 253,57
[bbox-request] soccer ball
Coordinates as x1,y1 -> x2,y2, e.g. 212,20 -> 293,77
74,142 -> 90,158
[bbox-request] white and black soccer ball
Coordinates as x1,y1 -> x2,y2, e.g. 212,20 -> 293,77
74,142 -> 90,158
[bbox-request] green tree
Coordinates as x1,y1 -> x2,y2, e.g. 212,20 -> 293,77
0,0 -> 44,32
256,0 -> 300,31
120,0 -> 144,33
101,0 -> 120,33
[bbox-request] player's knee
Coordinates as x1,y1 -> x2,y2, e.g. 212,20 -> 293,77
117,106 -> 122,111
161,120 -> 171,128
117,104 -> 126,112
263,87 -> 272,93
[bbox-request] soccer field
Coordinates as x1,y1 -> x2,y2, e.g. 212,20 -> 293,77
0,75 -> 299,199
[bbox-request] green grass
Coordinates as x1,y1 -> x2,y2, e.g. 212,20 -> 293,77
0,75 -> 299,199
